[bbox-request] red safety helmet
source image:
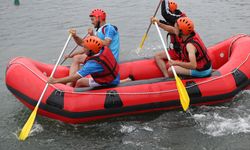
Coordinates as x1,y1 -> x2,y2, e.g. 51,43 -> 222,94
177,17 -> 194,35
83,36 -> 104,54
168,0 -> 178,13
89,9 -> 106,21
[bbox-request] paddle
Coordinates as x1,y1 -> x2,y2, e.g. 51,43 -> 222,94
60,33 -> 88,65
19,33 -> 72,141
137,0 -> 162,53
154,22 -> 190,111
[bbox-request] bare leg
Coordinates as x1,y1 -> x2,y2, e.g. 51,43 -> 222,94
154,51 -> 169,77
120,78 -> 132,83
75,78 -> 90,87
120,75 -> 135,83
67,54 -> 87,86
168,66 -> 190,77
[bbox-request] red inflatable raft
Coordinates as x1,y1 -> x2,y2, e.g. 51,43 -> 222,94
5,34 -> 250,124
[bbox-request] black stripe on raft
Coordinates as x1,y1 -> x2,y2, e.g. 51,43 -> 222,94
5,74 -> 249,119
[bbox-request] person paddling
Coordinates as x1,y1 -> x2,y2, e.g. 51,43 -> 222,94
160,0 -> 186,26
65,9 -> 120,86
48,36 -> 120,87
154,0 -> 187,73
152,17 -> 212,78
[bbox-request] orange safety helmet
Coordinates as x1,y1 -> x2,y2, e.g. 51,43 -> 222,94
168,0 -> 178,13
83,36 -> 104,54
89,9 -> 106,21
176,17 -> 194,35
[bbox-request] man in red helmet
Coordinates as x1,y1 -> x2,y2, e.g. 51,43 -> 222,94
65,9 -> 120,86
151,16 -> 212,78
48,36 -> 120,87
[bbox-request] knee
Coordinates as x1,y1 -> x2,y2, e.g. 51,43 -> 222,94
154,53 -> 161,61
75,80 -> 82,87
75,78 -> 89,87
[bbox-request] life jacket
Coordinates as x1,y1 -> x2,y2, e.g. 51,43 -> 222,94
85,46 -> 119,85
179,32 -> 211,71
167,33 -> 182,58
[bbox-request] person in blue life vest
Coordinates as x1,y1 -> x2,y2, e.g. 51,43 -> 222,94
65,9 -> 120,86
48,36 -> 120,87
151,16 -> 212,78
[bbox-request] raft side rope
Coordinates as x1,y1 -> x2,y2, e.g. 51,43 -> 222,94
228,34 -> 248,60
6,35 -> 250,95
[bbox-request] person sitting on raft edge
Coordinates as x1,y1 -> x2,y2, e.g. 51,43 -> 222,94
48,36 -> 120,87
152,16 -> 212,78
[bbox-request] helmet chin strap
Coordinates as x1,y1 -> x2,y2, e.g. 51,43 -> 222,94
178,31 -> 183,38
86,50 -> 94,56
95,18 -> 101,31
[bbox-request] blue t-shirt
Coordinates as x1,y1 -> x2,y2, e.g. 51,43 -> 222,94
77,60 -> 120,86
96,23 -> 120,62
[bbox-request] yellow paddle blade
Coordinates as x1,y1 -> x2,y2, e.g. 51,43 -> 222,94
175,75 -> 190,111
19,105 -> 38,141
139,33 -> 148,49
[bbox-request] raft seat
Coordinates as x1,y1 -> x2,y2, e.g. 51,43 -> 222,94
73,71 -> 221,93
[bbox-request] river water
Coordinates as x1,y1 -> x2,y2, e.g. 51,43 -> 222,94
1,0 -> 250,149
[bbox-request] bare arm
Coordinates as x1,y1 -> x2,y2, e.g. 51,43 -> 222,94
70,47 -> 87,57
151,17 -> 175,34
72,34 -> 84,47
69,29 -> 84,47
102,38 -> 111,47
170,43 -> 197,69
48,73 -> 81,84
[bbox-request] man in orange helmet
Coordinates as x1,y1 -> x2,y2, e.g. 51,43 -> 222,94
48,36 -> 120,87
160,0 -> 186,26
151,16 -> 212,78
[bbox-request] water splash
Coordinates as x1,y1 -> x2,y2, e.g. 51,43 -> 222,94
28,122 -> 44,137
194,112 -> 250,136
14,122 -> 43,140
142,126 -> 154,132
134,42 -> 163,58
120,125 -> 136,133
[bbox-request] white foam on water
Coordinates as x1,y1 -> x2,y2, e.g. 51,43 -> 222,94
120,125 -> 136,133
142,126 -> 154,132
122,140 -> 143,147
135,47 -> 142,55
194,112 -> 250,137
14,122 -> 44,140
122,140 -> 135,145
29,122 -> 44,137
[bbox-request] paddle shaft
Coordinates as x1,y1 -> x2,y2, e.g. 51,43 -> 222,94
138,0 -> 162,50
145,0 -> 162,36
60,33 -> 88,65
154,22 -> 190,111
37,34 -> 72,106
19,34 -> 72,141
154,22 -> 177,77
